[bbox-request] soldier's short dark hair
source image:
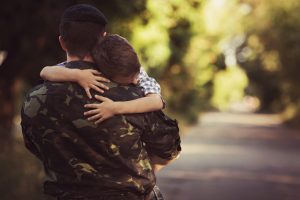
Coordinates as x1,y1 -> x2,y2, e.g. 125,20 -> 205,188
59,4 -> 108,59
92,34 -> 141,80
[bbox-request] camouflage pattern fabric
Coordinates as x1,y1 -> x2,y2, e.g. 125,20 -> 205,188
146,185 -> 164,200
21,61 -> 181,200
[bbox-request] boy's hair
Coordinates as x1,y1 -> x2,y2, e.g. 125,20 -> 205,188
59,4 -> 108,59
92,34 -> 141,80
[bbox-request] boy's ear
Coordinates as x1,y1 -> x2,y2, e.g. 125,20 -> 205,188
59,36 -> 67,52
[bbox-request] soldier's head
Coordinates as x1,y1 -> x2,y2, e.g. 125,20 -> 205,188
92,34 -> 141,85
59,4 -> 107,60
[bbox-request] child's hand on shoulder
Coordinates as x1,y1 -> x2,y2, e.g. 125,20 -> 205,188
84,95 -> 119,124
76,69 -> 110,99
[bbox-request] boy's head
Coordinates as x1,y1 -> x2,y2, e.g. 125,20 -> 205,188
59,4 -> 107,59
92,34 -> 141,85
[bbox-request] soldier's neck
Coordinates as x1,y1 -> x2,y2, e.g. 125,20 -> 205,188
66,54 -> 94,63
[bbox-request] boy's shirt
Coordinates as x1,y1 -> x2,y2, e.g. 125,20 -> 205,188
138,68 -> 161,95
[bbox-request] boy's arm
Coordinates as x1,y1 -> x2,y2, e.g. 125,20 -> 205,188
114,94 -> 163,114
84,68 -> 165,123
40,66 -> 79,82
84,94 -> 163,123
40,66 -> 110,98
110,67 -> 166,114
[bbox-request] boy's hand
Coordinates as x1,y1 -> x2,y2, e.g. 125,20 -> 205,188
84,95 -> 117,124
76,69 -> 110,99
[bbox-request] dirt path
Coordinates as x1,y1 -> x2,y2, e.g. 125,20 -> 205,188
156,112 -> 300,200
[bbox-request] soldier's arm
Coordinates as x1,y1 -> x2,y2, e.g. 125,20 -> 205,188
142,111 -> 181,171
21,126 -> 44,161
149,145 -> 181,172
40,66 -> 110,98
21,98 -> 44,161
149,154 -> 179,172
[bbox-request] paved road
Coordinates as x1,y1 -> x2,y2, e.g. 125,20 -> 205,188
156,112 -> 300,200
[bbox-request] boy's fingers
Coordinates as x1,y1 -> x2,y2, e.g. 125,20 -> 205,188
95,95 -> 110,102
91,70 -> 102,75
94,81 -> 109,90
84,109 -> 99,116
87,114 -> 102,121
95,117 -> 105,124
84,104 -> 99,109
95,76 -> 110,83
91,85 -> 104,93
85,88 -> 92,99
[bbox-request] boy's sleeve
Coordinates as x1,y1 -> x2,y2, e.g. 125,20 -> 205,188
57,61 -> 68,66
138,68 -> 162,95
138,68 -> 166,108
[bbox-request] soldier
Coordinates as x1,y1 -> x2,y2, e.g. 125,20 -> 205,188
21,4 -> 181,200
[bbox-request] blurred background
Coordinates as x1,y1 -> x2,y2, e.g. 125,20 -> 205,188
1,0 -> 300,199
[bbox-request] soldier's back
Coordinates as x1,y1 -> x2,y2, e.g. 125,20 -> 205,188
21,81 -> 156,200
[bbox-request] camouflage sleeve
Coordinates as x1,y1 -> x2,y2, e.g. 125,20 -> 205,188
21,124 -> 43,161
142,111 -> 181,161
21,95 -> 44,161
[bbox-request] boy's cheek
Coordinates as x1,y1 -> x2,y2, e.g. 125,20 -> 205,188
133,78 -> 139,85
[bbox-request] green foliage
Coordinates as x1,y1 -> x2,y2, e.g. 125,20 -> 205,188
237,0 -> 300,122
212,66 -> 248,110
130,0 -> 223,123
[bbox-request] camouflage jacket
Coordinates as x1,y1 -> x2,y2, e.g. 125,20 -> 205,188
21,61 -> 181,200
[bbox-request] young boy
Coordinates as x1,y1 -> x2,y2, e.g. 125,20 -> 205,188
40,36 -> 165,124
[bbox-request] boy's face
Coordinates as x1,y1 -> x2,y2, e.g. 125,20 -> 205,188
112,72 -> 139,85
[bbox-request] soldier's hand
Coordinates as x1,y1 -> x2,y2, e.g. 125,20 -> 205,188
84,95 -> 116,124
76,69 -> 110,99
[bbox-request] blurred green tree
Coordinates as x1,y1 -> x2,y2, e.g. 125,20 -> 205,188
237,0 -> 300,125
132,0 -> 225,122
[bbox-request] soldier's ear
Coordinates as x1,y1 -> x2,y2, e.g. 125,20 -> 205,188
59,36 -> 67,52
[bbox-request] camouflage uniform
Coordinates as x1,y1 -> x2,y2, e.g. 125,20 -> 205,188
21,61 -> 181,200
